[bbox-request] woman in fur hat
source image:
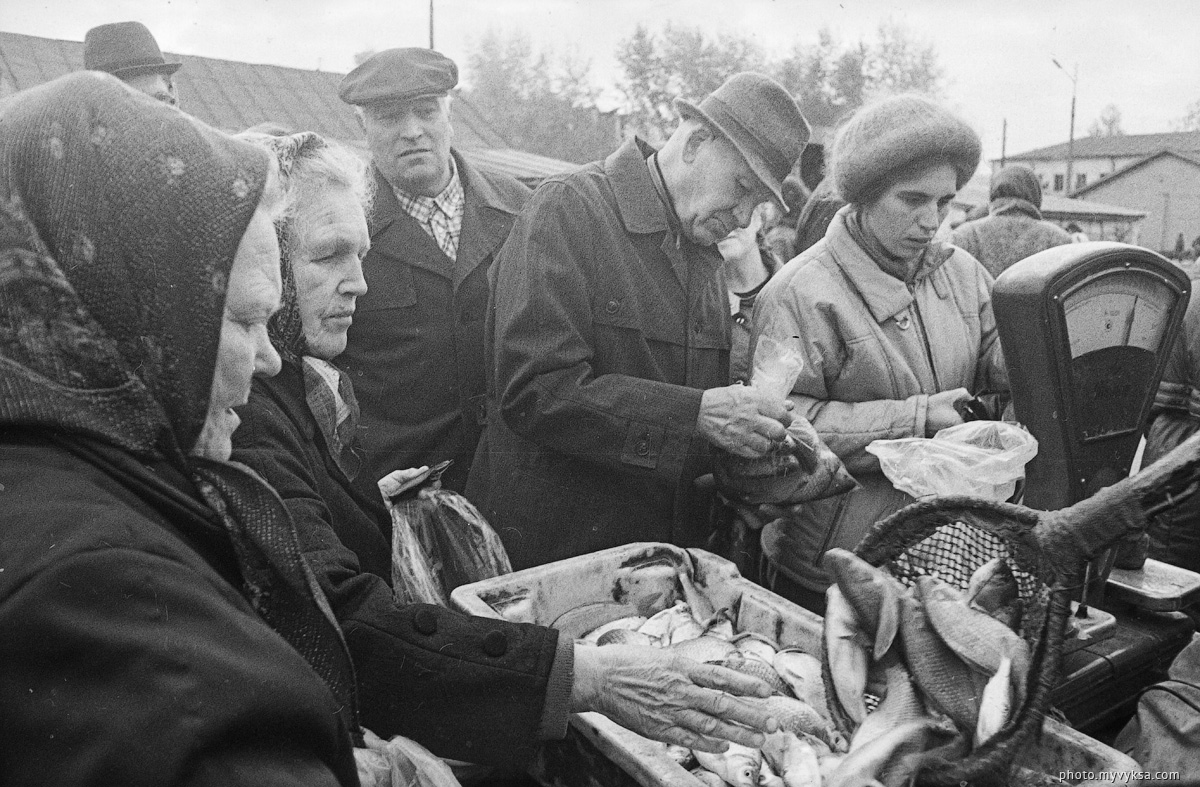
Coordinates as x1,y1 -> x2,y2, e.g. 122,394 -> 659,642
748,94 -> 1009,612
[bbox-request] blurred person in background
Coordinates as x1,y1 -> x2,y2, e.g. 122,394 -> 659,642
750,95 -> 1008,612
950,164 -> 1072,279
83,21 -> 181,106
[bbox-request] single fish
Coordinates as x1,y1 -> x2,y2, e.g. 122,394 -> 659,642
824,584 -> 870,724
637,600 -> 693,645
975,654 -> 1014,747
668,616 -> 706,645
773,649 -> 829,719
694,743 -> 762,787
826,719 -> 939,787
689,767 -> 727,787
759,758 -> 787,787
848,653 -> 927,753
711,655 -> 793,697
677,563 -> 716,622
822,549 -> 901,660
733,632 -> 780,664
664,743 -> 695,769
579,614 -> 647,644
668,634 -> 738,663
756,694 -> 846,752
555,602 -> 641,640
761,731 -> 823,787
966,557 -> 1020,615
896,591 -> 979,732
703,608 -> 737,641
596,627 -> 655,648
918,576 -> 1031,706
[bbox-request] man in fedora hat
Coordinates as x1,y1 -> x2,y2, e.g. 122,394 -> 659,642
84,21 -> 181,107
466,72 -> 812,570
335,48 -> 530,494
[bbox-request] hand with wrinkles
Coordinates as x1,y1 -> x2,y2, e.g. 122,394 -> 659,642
698,384 -> 794,459
571,643 -> 780,752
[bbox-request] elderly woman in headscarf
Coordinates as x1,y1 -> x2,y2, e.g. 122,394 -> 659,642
750,95 -> 1009,611
950,163 -> 1072,279
229,131 -> 783,769
0,74 -> 358,784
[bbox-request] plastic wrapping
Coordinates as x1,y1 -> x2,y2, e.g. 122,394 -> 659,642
355,728 -> 462,787
866,421 -> 1039,502
750,334 -> 805,401
379,462 -> 512,606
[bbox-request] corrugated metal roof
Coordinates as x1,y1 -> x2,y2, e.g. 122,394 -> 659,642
1004,131 -> 1200,162
0,30 -> 576,182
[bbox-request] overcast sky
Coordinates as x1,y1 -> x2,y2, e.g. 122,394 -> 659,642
6,0 -> 1199,160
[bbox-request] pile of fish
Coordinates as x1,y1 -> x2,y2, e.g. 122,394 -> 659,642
819,547 -> 1034,786
577,561 -> 854,787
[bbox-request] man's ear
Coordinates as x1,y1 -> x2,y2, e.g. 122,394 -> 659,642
681,124 -> 713,164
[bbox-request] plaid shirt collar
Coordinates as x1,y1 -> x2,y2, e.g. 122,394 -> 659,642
392,157 -> 465,259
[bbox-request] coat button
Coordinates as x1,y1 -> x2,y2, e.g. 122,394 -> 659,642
896,314 -> 911,330
604,299 -> 620,315
414,608 -> 438,636
482,630 -> 508,657
634,440 -> 650,456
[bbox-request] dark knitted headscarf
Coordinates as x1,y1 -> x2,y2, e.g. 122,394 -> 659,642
990,164 -> 1043,207
0,73 -> 359,738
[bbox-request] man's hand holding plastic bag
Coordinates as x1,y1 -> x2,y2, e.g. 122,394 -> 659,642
715,336 -> 857,504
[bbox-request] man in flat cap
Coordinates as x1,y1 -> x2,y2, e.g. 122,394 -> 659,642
336,48 -> 530,493
466,72 -> 811,569
84,21 -> 181,106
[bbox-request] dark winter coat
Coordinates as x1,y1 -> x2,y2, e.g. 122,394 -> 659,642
337,153 -> 531,493
466,138 -> 729,570
232,362 -> 566,765
0,433 -> 357,786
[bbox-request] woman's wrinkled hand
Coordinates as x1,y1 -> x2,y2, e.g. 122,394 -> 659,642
570,643 -> 779,753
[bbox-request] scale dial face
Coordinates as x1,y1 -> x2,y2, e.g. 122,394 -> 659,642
1060,270 -> 1178,440
1062,270 -> 1172,358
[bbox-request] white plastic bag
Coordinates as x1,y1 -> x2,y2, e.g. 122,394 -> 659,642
865,421 -> 1039,502
355,728 -> 462,787
750,334 -> 805,401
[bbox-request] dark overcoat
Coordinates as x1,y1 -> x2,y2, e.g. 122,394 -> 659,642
232,363 -> 563,766
0,432 -> 357,786
466,139 -> 730,570
337,152 -> 530,494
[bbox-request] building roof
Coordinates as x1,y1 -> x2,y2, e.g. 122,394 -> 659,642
0,29 -> 574,184
1002,131 -> 1200,162
1073,149 -> 1200,197
953,170 -> 1146,221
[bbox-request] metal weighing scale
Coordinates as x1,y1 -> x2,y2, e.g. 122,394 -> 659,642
993,242 -> 1200,733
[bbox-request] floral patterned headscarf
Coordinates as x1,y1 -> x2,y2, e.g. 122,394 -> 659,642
0,73 -> 360,742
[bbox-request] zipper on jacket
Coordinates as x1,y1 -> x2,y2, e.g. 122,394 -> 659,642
909,283 -> 942,392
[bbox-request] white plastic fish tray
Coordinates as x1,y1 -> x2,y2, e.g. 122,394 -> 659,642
451,543 -> 1139,787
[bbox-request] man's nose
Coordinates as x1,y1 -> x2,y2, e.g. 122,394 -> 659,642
396,112 -> 423,140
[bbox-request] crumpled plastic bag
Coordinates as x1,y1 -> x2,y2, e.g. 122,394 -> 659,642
355,728 -> 462,787
715,417 -> 858,505
865,420 -> 1039,502
750,334 -> 805,401
379,461 -> 512,606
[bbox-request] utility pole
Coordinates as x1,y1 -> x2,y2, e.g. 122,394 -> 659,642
1000,118 -> 1007,168
429,0 -> 435,49
1052,58 -> 1078,195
